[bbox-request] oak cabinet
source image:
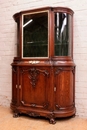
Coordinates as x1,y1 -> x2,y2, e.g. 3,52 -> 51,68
11,7 -> 76,124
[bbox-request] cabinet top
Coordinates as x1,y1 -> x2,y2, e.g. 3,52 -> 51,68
13,6 -> 74,60
13,7 -> 74,22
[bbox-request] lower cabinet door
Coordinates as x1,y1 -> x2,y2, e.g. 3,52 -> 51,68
54,66 -> 75,110
19,66 -> 50,110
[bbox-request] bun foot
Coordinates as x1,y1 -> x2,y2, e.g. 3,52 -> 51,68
13,112 -> 19,118
49,118 -> 56,124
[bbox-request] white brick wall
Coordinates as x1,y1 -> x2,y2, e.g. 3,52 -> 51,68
0,0 -> 87,117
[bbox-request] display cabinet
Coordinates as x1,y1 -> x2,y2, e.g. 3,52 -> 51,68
11,7 -> 76,124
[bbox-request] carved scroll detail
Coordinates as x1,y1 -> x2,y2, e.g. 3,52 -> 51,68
21,67 -> 49,87
28,112 -> 40,117
29,68 -> 49,87
55,67 -> 63,75
55,104 -> 74,110
21,101 -> 48,109
49,113 -> 56,124
55,67 -> 75,75
28,68 -> 39,87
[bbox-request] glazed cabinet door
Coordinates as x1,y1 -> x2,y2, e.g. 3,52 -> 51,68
54,66 -> 75,110
12,66 -> 18,105
19,66 -> 50,110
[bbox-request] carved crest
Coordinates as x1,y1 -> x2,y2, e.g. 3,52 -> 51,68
28,68 -> 39,87
21,67 -> 49,87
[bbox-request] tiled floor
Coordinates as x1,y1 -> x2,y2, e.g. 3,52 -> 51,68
0,106 -> 87,130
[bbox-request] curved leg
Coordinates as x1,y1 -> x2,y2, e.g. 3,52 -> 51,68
49,118 -> 56,124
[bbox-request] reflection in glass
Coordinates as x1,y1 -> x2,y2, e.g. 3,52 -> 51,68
22,12 -> 48,58
54,12 -> 72,56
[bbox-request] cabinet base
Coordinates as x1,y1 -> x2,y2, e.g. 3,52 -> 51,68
11,104 -> 76,124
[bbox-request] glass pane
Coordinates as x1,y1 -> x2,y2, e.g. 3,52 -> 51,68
54,12 -> 72,56
22,11 -> 48,58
